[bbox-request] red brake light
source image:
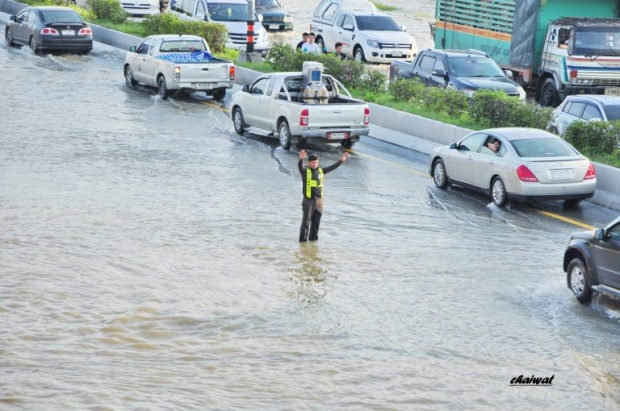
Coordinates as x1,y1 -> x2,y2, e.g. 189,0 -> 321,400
364,107 -> 370,125
300,108 -> 309,126
517,165 -> 539,182
584,162 -> 596,180
41,28 -> 59,35
569,70 -> 578,79
229,66 -> 235,80
78,27 -> 92,35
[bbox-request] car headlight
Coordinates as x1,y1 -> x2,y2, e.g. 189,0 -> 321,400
366,39 -> 380,48
573,78 -> 593,85
518,88 -> 526,100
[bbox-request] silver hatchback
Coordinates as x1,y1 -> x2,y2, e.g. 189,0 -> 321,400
428,127 -> 597,207
548,94 -> 620,135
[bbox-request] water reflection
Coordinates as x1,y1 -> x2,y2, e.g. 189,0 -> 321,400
284,244 -> 334,304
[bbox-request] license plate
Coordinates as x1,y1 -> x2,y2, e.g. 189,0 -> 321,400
391,51 -> 403,57
269,24 -> 280,30
605,87 -> 620,96
328,132 -> 348,140
551,168 -> 572,179
194,83 -> 210,89
62,30 -> 75,36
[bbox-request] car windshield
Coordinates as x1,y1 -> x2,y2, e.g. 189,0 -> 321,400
256,0 -> 279,7
602,104 -> 620,120
355,15 -> 401,31
574,28 -> 620,56
512,138 -> 578,158
207,3 -> 254,22
40,10 -> 83,23
160,40 -> 207,52
448,57 -> 505,77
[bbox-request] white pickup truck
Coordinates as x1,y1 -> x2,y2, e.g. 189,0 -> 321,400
123,34 -> 235,101
230,67 -> 370,149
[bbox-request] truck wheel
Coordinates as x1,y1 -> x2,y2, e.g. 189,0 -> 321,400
567,257 -> 592,304
124,65 -> 136,88
213,87 -> 226,101
491,176 -> 508,207
278,120 -> 292,150
232,107 -> 245,135
157,75 -> 169,100
354,46 -> 366,62
316,36 -> 325,53
539,78 -> 558,107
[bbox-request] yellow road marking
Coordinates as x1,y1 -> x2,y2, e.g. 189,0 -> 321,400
535,210 -> 596,230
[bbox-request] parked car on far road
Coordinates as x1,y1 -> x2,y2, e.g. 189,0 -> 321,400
428,127 -> 597,207
390,49 -> 526,100
255,0 -> 293,31
548,94 -> 620,135
5,6 -> 93,55
564,215 -> 620,303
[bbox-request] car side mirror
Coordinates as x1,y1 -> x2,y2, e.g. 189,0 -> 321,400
449,143 -> 457,149
129,45 -> 137,52
432,69 -> 445,77
343,23 -> 354,31
595,228 -> 604,240
242,85 -> 249,92
258,14 -> 263,22
10,15 -> 16,21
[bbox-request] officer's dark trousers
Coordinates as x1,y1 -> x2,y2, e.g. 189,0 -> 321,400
299,197 -> 323,242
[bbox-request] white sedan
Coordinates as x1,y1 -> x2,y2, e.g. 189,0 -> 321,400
428,128 -> 597,207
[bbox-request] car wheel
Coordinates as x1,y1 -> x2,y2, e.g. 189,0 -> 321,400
316,36 -> 325,53
565,199 -> 582,207
432,159 -> 448,189
157,75 -> 169,100
232,107 -> 245,135
5,28 -> 16,47
341,139 -> 353,149
124,65 -> 136,88
539,78 -> 558,107
278,120 -> 292,150
491,176 -> 508,207
29,35 -> 40,55
213,87 -> 226,101
567,257 -> 592,304
354,46 -> 366,63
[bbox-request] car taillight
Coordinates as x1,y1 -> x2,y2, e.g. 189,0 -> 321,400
584,162 -> 596,180
41,28 -> 59,35
569,70 -> 578,79
229,66 -> 235,80
364,107 -> 370,125
78,27 -> 92,35
517,165 -> 539,182
300,108 -> 309,126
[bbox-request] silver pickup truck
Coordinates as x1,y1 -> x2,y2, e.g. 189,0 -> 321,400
123,34 -> 235,101
230,70 -> 370,149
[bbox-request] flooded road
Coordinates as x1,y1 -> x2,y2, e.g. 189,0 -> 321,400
1,32 -> 620,410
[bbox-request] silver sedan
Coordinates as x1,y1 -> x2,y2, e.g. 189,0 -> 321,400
428,127 -> 597,207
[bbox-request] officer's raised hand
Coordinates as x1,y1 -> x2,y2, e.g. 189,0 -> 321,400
299,149 -> 307,160
340,152 -> 349,163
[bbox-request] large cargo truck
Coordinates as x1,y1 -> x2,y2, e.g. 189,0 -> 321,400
433,0 -> 620,106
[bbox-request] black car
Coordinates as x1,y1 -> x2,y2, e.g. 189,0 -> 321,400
390,49 -> 526,100
564,216 -> 620,303
5,6 -> 93,55
255,0 -> 293,31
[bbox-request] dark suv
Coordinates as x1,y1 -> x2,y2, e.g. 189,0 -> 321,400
564,216 -> 620,303
390,49 -> 525,99
255,0 -> 293,31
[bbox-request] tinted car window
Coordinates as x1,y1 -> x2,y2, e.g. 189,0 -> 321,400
355,15 -> 401,31
512,138 -> 578,157
459,133 -> 487,152
608,223 -> 620,243
433,58 -> 446,72
322,3 -> 338,20
448,57 -> 504,77
567,101 -> 586,117
251,77 -> 270,94
602,104 -> 620,120
582,104 -> 602,121
137,39 -> 152,54
419,55 -> 435,72
41,10 -> 83,23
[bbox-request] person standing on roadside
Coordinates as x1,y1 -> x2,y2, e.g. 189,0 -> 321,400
334,42 -> 347,60
301,32 -> 322,55
298,150 -> 349,242
296,32 -> 309,51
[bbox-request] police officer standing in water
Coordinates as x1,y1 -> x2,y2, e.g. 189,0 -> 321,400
298,149 -> 349,242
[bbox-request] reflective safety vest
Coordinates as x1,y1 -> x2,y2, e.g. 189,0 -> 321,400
305,167 -> 324,199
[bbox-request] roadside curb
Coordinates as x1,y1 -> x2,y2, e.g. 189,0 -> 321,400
1,0 -> 618,211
